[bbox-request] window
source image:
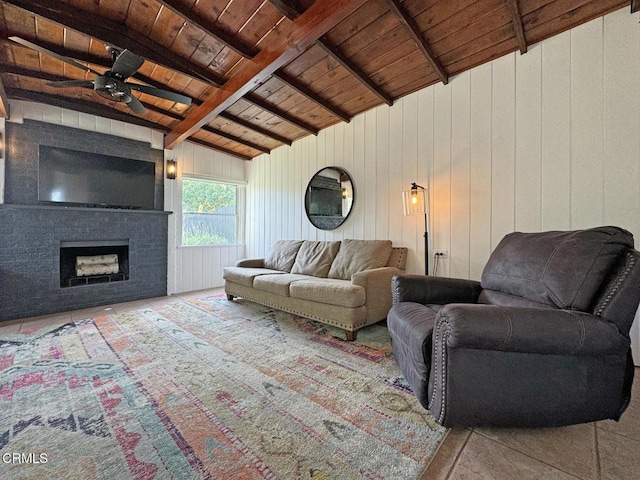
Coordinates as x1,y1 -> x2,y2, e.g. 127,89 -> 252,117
182,178 -> 238,246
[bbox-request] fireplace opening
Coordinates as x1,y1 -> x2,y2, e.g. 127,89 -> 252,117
60,240 -> 130,288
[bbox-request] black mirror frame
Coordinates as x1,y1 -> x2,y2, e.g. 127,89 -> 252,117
304,166 -> 355,231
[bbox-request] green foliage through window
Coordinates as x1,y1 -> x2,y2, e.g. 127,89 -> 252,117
182,178 -> 237,246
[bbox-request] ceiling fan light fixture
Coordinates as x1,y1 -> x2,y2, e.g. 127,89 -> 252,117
10,36 -> 191,112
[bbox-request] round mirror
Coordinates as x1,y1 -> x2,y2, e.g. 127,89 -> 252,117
305,167 -> 355,230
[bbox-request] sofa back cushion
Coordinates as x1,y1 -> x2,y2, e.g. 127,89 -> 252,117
328,239 -> 393,280
291,241 -> 341,277
481,226 -> 634,311
264,240 -> 304,272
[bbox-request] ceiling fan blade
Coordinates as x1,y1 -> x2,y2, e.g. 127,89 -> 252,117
111,49 -> 144,79
125,96 -> 147,114
46,80 -> 95,88
9,36 -> 102,76
129,84 -> 192,105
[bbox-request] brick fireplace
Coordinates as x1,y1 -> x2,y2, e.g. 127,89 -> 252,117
0,120 -> 169,322
0,205 -> 169,321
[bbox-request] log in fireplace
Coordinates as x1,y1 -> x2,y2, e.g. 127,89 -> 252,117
60,240 -> 129,288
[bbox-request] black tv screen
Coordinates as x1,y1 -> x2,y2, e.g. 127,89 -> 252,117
38,146 -> 156,210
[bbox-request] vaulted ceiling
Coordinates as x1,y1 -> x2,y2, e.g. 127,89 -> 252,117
0,0 -> 633,160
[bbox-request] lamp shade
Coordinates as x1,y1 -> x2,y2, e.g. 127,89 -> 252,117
402,184 -> 427,216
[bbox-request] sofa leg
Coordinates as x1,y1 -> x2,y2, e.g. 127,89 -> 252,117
226,294 -> 234,301
345,330 -> 357,341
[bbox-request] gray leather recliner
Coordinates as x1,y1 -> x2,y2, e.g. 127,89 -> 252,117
388,226 -> 640,427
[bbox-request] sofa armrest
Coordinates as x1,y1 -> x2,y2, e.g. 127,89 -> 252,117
235,258 -> 265,268
435,304 -> 629,356
391,274 -> 482,305
352,267 -> 401,322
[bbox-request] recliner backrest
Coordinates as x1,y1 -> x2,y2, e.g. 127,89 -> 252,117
481,226 -> 634,311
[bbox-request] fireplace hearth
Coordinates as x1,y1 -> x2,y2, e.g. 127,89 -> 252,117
60,240 -> 129,288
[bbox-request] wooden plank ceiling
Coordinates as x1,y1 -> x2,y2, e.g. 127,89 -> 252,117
0,0 -> 631,160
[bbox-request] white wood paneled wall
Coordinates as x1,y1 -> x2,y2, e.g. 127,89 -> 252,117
165,141 -> 246,295
246,8 -> 640,363
7,100 -> 165,148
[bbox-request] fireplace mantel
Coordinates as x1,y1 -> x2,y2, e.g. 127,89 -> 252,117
0,204 -> 173,215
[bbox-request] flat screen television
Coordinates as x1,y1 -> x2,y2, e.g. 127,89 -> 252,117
38,146 -> 156,210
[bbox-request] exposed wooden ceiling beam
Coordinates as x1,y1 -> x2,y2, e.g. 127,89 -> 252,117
268,1 -> 393,106
6,88 -> 169,132
164,0 -> 367,149
386,0 -> 448,85
218,111 -> 294,146
141,102 -> 270,154
244,93 -> 319,135
140,102 -> 273,154
200,126 -> 271,154
632,0 -> 640,13
268,0 -> 304,20
506,0 -> 528,54
272,71 -> 351,123
140,101 -> 183,121
129,101 -> 256,159
4,0 -> 225,87
0,64 -> 70,83
0,76 -> 9,118
316,38 -> 394,106
187,137 -> 252,160
156,0 -> 257,59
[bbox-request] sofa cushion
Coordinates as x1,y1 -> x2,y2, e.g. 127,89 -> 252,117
291,241 -> 340,277
328,239 -> 393,280
263,240 -> 304,272
223,267 -> 285,287
253,273 -> 315,297
290,278 -> 366,308
481,226 -> 634,311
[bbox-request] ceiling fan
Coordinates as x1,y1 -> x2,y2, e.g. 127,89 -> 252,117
9,36 -> 192,114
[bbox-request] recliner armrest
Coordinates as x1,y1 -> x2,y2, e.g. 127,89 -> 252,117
235,258 -> 265,268
436,304 -> 629,356
391,274 -> 481,305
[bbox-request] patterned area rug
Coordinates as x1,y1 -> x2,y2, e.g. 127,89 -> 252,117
0,295 -> 446,479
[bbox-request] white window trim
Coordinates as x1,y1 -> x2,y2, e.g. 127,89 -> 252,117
179,175 -> 245,248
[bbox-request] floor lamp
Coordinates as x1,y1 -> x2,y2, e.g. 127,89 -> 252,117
402,182 -> 429,275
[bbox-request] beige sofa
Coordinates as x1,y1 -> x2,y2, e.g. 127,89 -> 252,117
224,239 -> 407,340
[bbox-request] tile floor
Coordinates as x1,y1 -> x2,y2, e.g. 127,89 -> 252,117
421,376 -> 640,480
2,290 -> 639,480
